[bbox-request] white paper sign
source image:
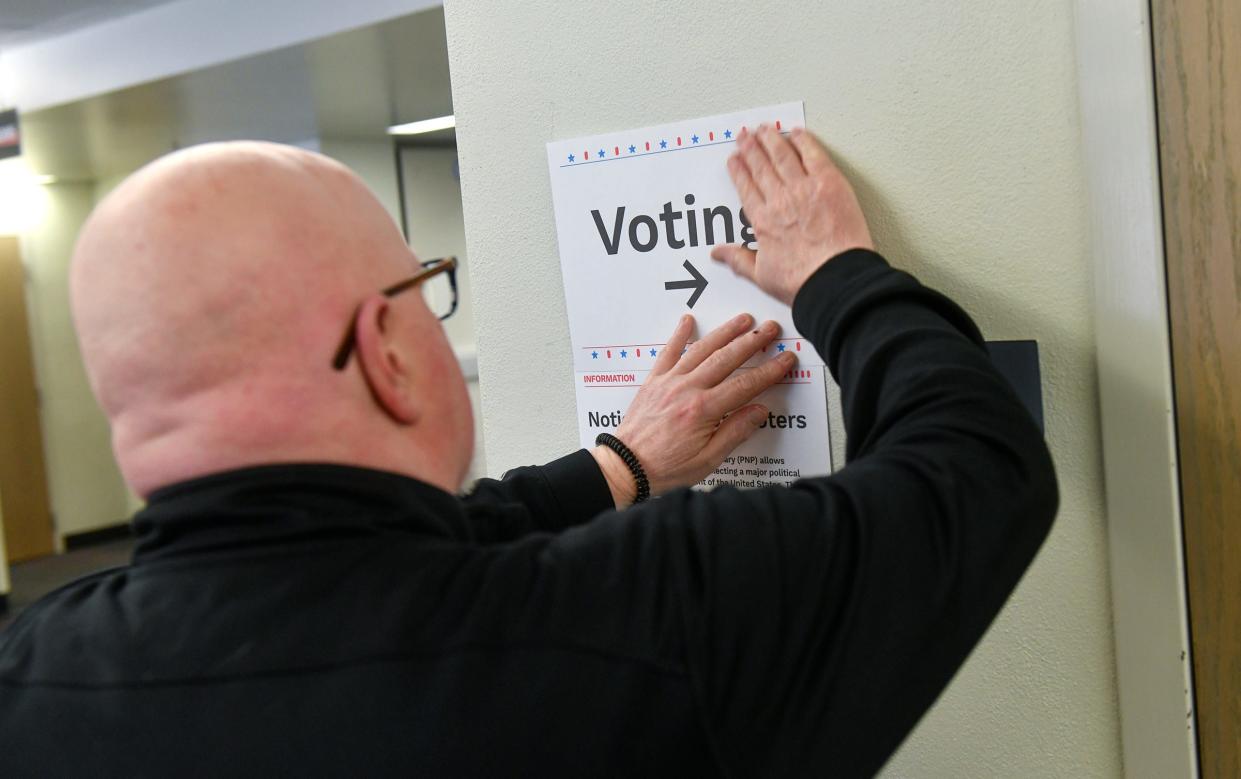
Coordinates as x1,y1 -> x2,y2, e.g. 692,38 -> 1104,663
574,367 -> 832,487
549,102 -> 834,487
547,102 -> 820,373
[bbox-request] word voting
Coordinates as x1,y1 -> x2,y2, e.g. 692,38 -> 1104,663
591,193 -> 756,255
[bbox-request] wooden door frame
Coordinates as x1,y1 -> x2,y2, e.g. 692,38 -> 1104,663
0,507 -> 9,600
1150,0 -> 1241,774
1075,0 -> 1198,776
0,235 -> 57,564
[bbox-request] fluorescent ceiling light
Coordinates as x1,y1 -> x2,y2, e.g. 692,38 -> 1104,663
387,115 -> 455,136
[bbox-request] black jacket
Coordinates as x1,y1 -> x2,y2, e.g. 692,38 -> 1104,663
0,250 -> 1057,777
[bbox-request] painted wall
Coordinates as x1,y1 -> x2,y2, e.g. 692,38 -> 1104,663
444,0 -> 1121,775
20,183 -> 131,536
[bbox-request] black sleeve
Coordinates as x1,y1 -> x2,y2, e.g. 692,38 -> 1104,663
461,450 -> 615,542
545,249 -> 1058,776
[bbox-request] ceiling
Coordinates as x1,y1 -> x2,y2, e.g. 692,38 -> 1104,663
19,6 -> 454,180
0,0 -> 181,50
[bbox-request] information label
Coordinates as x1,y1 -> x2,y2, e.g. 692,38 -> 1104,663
574,367 -> 832,487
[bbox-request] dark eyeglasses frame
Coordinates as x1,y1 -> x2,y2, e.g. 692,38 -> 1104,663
331,256 -> 459,371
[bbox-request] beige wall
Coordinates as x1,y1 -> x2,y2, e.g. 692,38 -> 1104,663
445,0 -> 1120,775
21,182 -> 131,538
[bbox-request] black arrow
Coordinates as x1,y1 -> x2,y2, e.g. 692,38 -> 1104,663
664,260 -> 708,309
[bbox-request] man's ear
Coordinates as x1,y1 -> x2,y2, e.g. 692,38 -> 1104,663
353,294 -> 419,424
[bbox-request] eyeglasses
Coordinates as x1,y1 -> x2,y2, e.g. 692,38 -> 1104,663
331,256 -> 459,370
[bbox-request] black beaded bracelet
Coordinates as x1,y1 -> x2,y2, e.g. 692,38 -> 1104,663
595,433 -> 650,504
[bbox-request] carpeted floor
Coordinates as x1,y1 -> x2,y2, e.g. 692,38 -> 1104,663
0,538 -> 134,632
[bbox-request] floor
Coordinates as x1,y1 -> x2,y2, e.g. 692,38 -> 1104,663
0,538 -> 135,632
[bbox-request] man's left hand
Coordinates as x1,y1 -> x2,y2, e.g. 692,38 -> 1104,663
591,312 -> 796,507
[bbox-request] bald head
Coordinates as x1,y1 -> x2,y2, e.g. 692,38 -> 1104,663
72,142 -> 473,496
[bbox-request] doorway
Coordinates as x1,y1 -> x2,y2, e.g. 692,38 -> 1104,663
0,235 -> 55,562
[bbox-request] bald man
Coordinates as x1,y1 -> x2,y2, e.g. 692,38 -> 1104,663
0,129 -> 1056,778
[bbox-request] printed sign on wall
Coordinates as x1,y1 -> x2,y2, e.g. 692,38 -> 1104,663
574,366 -> 831,489
548,103 -> 834,487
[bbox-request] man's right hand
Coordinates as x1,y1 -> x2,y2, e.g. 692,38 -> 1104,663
710,126 -> 874,305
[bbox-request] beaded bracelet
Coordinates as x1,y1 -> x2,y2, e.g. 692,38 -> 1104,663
595,432 -> 651,504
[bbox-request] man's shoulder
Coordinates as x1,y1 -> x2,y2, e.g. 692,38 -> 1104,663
0,567 -> 132,685
0,537 -> 686,691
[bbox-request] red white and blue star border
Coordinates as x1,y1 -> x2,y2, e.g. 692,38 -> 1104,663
561,123 -> 793,168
